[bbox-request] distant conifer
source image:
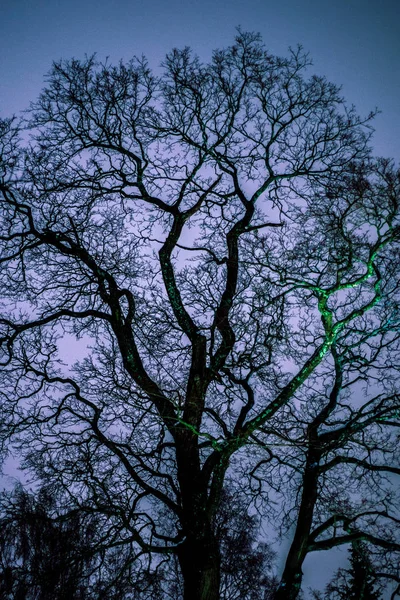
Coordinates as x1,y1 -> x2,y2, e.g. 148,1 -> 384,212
347,542 -> 381,600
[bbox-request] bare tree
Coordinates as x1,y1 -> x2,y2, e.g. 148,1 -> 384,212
268,161 -> 400,599
0,31 -> 399,600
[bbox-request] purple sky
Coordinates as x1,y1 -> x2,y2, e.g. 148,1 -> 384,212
1,0 -> 399,160
1,0 -> 399,596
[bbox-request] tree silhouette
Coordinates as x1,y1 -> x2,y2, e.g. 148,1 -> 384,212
0,486 -> 95,599
0,484 -> 276,599
347,542 -> 381,600
0,30 -> 399,600
313,542 -> 383,600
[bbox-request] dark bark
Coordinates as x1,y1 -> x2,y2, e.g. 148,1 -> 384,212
177,521 -> 221,600
275,451 -> 321,600
175,332 -> 222,600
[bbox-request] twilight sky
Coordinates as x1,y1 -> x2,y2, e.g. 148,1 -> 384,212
1,0 -> 399,160
1,0 -> 399,596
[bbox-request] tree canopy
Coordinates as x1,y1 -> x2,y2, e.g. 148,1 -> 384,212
0,30 -> 399,600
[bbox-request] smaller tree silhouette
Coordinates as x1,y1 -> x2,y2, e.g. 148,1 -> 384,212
315,542 -> 382,600
0,486 -> 96,600
215,487 -> 277,600
347,542 -> 381,600
0,484 -> 277,599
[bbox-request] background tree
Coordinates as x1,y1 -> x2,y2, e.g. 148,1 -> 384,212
0,486 -> 95,600
347,542 -> 381,600
312,542 -> 384,600
0,31 -> 399,600
0,484 -> 276,600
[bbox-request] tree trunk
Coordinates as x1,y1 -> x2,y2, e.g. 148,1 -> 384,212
174,334 -> 222,600
274,564 -> 304,600
274,452 -> 321,600
177,532 -> 221,600
175,438 -> 221,600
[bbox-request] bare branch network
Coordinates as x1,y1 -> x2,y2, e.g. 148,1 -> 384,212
0,31 -> 399,600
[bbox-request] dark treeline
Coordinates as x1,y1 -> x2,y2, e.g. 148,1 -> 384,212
0,485 -> 277,599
